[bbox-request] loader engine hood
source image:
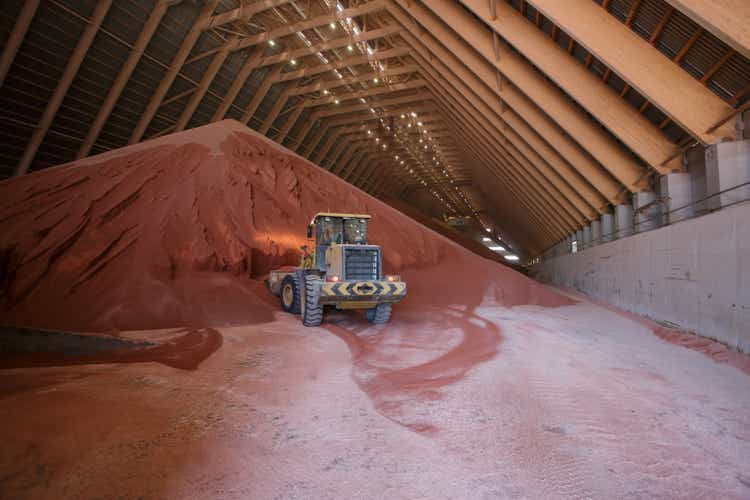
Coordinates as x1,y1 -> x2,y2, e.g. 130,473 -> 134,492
325,244 -> 381,281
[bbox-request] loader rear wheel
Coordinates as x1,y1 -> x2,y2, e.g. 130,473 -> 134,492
366,303 -> 392,324
301,275 -> 324,327
280,275 -> 300,314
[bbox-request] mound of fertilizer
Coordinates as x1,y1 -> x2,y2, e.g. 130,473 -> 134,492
0,120 -> 568,332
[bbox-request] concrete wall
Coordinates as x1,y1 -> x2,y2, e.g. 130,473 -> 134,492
530,202 -> 750,353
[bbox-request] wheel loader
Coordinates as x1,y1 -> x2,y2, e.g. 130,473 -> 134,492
267,213 -> 407,326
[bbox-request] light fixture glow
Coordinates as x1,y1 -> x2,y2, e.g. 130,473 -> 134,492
290,59 -> 297,65
485,228 -> 492,233
323,89 -> 329,95
268,39 -> 276,46
347,44 -> 353,52
330,22 -> 336,29
482,237 -> 492,242
504,255 -> 519,261
374,77 -> 379,83
489,246 -> 506,252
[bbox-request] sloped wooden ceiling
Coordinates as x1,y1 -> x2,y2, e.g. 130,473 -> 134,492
1,0 -> 748,257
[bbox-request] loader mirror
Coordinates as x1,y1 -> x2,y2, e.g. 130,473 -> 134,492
307,225 -> 313,238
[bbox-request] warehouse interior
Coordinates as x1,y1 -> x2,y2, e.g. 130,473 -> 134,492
0,1 -> 748,498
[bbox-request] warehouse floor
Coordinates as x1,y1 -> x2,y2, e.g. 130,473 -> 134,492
2,286 -> 749,500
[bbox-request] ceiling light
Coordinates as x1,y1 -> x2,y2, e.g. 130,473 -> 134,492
504,255 -> 519,261
410,112 -> 417,117
417,121 -> 423,126
323,89 -> 329,95
268,40 -> 276,46
347,45 -> 353,52
334,98 -> 340,104
290,59 -> 297,65
370,108 -> 376,113
400,114 -> 405,119
330,22 -> 337,29
482,237 -> 492,242
374,77 -> 379,83
485,228 -> 492,233
490,246 -> 506,252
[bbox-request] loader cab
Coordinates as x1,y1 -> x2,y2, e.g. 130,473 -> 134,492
307,213 -> 370,272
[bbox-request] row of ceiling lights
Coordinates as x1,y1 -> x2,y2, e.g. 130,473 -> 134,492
264,2 -> 474,216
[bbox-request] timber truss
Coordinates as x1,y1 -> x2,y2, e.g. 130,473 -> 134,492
0,0 -> 748,256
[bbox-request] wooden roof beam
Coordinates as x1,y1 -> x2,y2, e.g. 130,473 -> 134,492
448,0 -> 685,173
525,0 -> 735,143
275,47 -> 410,82
15,0 -> 112,176
663,0 -> 750,60
288,64 -> 419,95
304,79 -> 427,107
403,31 -> 610,214
129,1 -> 220,144
78,1 -> 171,158
433,91 -> 584,231
233,0 -> 388,51
0,0 -> 40,88
387,0 -> 651,192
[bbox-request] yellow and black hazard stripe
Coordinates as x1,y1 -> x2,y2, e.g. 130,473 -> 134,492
321,280 -> 406,298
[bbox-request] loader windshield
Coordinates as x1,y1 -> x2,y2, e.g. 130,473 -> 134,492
316,216 -> 367,246
343,218 -> 367,244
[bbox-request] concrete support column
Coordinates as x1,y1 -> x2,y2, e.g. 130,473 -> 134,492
633,191 -> 660,233
660,172 -> 694,224
574,229 -> 583,252
705,140 -> 750,210
582,224 -> 592,248
591,219 -> 602,246
615,203 -> 633,239
600,211 -> 614,243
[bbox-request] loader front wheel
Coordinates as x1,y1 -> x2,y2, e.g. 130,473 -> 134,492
280,274 -> 301,314
301,275 -> 324,327
366,303 -> 392,324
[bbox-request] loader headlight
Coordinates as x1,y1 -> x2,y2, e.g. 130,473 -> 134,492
385,275 -> 400,282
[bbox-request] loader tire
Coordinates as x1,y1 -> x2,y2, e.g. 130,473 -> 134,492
280,274 -> 301,314
366,303 -> 392,324
301,274 -> 324,327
